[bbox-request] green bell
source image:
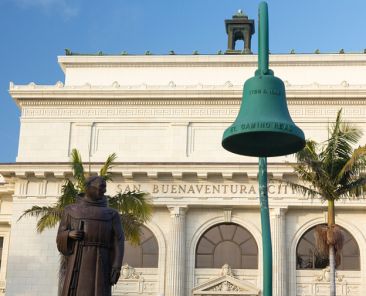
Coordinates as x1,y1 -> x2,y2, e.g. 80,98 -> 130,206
222,3 -> 305,157
222,73 -> 305,157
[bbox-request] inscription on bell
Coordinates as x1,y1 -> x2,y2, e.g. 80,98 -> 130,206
249,89 -> 281,96
237,122 -> 293,132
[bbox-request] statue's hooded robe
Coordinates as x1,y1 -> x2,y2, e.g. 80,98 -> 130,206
57,196 -> 124,296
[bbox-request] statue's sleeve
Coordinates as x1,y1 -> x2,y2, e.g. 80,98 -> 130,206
111,211 -> 124,269
56,210 -> 73,256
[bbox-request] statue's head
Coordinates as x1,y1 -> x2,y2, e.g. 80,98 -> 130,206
85,176 -> 106,201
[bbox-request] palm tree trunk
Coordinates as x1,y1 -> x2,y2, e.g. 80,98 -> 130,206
328,199 -> 336,296
329,244 -> 336,296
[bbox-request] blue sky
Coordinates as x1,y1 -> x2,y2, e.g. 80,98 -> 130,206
1,0 -> 366,162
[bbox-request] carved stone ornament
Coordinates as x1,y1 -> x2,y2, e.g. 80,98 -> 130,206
112,81 -> 120,88
223,209 -> 232,223
192,264 -> 260,295
209,281 -> 242,292
224,81 -> 234,88
314,266 -> 345,283
121,264 -> 142,279
168,81 -> 176,88
220,264 -> 233,276
55,81 -> 64,88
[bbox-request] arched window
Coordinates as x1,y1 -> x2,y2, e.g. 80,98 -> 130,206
296,224 -> 360,270
123,226 -> 159,268
195,223 -> 258,269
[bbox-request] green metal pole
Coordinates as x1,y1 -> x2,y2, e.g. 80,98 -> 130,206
259,157 -> 272,296
258,2 -> 269,75
258,3 -> 272,296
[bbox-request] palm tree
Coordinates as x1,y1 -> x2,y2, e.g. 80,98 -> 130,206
19,148 -> 152,243
288,109 -> 366,296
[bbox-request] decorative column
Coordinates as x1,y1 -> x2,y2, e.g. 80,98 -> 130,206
227,27 -> 234,50
165,206 -> 187,296
270,207 -> 288,296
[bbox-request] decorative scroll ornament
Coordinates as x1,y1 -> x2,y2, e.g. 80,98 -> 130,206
314,266 -> 345,283
121,264 -> 142,279
112,81 -> 120,88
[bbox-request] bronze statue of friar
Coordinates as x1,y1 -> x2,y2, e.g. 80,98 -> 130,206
57,176 -> 124,296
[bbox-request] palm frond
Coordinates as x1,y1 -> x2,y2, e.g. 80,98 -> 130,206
294,115 -> 365,201
270,177 -> 321,199
323,110 -> 363,177
336,146 -> 366,183
57,179 -> 78,206
99,153 -> 117,181
336,177 -> 366,198
327,124 -> 362,162
18,205 -> 56,220
292,159 -> 332,199
70,148 -> 85,192
293,164 -> 317,184
323,109 -> 342,167
108,190 -> 152,244
287,181 -> 321,199
296,140 -> 319,163
36,208 -> 63,232
18,206 -> 63,233
120,213 -> 143,245
108,191 -> 152,222
295,140 -> 330,185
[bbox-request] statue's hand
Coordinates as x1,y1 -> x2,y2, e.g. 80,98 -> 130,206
110,268 -> 121,285
68,230 -> 84,240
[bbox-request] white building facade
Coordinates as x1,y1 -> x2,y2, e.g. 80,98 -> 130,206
0,53 -> 366,295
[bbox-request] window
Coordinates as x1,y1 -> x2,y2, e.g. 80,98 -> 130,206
123,226 -> 158,268
296,224 -> 360,270
196,223 -> 258,269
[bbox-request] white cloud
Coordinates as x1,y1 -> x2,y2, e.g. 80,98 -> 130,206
11,0 -> 79,19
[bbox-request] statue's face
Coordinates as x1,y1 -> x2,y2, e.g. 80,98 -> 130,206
86,178 -> 106,200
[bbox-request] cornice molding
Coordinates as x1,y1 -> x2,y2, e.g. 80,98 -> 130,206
16,98 -> 366,106
0,162 -> 294,180
57,54 -> 366,72
9,82 -> 366,106
10,81 -> 366,92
